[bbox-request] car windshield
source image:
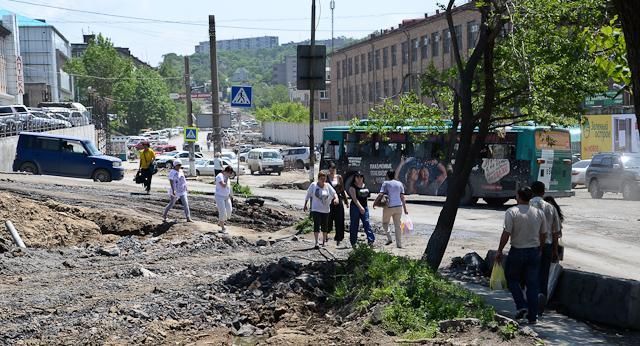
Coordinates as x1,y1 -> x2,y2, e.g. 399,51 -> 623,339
263,151 -> 280,159
84,141 -> 101,156
573,160 -> 590,169
622,156 -> 640,168
164,152 -> 179,157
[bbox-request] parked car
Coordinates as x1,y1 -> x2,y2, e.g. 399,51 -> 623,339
30,110 -> 73,129
126,136 -> 148,149
586,152 -> 640,200
194,158 -> 246,177
0,105 -> 25,135
152,144 -> 177,154
12,132 -> 124,182
571,159 -> 591,188
280,146 -> 320,169
156,151 -> 204,168
246,148 -> 284,175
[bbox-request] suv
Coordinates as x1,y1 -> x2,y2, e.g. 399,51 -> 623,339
281,147 -> 314,169
246,148 -> 284,175
586,152 -> 640,200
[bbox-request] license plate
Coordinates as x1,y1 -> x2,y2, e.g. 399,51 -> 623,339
265,167 -> 273,171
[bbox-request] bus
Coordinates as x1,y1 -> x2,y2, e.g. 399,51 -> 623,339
320,125 -> 574,206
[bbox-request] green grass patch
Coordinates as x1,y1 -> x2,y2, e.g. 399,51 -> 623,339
295,215 -> 313,234
331,246 -> 495,339
232,182 -> 252,197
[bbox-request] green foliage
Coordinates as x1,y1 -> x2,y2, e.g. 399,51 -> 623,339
255,102 -> 309,123
499,321 -> 519,341
231,182 -> 252,197
253,84 -> 290,109
331,246 -> 495,338
294,216 -> 313,234
583,15 -> 631,90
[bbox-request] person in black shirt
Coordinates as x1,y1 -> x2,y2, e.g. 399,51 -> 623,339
328,163 -> 348,246
348,172 -> 374,248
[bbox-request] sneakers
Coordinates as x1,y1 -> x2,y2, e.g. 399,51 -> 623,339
385,240 -> 393,245
514,308 -> 528,320
186,218 -> 194,223
336,241 -> 341,247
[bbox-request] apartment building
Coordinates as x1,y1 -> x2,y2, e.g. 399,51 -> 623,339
329,2 -> 480,121
195,36 -> 279,53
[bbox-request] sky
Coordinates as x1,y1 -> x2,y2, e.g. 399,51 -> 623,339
1,0 -> 448,66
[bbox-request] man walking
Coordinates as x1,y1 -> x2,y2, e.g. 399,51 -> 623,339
495,186 -> 546,324
530,181 -> 560,315
138,141 -> 156,194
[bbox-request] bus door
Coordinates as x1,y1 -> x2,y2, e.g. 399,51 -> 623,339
533,130 -> 573,194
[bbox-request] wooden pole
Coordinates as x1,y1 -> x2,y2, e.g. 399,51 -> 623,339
185,56 -> 195,176
308,0 -> 316,181
209,15 -> 222,153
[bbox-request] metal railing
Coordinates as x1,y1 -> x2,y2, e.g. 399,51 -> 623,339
0,110 -> 93,138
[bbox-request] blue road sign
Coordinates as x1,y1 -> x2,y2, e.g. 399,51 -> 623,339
184,126 -> 198,143
231,86 -> 252,108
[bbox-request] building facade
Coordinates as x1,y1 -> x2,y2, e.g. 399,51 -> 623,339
72,35 -> 151,68
0,13 -> 23,105
329,2 -> 480,121
272,55 -> 297,86
195,36 -> 279,53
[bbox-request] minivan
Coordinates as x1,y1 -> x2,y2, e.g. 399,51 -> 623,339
246,148 -> 284,175
13,132 -> 124,182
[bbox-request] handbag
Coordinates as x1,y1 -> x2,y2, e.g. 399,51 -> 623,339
134,170 -> 144,184
149,162 -> 158,175
374,184 -> 389,208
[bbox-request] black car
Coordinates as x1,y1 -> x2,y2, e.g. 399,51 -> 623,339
586,152 -> 640,200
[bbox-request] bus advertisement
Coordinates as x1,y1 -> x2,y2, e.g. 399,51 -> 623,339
321,125 -> 574,206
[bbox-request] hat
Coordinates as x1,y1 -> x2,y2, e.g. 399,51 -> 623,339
354,171 -> 365,177
172,159 -> 183,167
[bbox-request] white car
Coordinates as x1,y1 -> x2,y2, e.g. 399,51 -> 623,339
156,151 -> 204,168
280,147 -> 320,170
246,148 -> 284,175
571,159 -> 591,188
195,158 -> 246,177
221,151 -> 237,161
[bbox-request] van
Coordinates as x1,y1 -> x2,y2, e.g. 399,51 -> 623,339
281,146 -> 315,169
13,132 -> 124,182
246,148 -> 284,175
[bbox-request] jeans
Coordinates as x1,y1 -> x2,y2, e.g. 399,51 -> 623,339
311,211 -> 329,233
349,203 -> 374,246
329,201 -> 345,241
382,206 -> 403,247
539,243 -> 553,298
505,247 -> 541,321
216,195 -> 233,221
163,194 -> 191,220
141,168 -> 153,192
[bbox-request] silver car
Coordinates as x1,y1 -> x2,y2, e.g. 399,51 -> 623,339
571,159 -> 591,188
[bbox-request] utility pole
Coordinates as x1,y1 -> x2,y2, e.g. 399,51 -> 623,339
185,56 -> 195,176
308,0 -> 317,182
330,0 -> 335,54
209,15 -> 222,153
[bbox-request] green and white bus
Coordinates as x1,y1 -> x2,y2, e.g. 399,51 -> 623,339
321,125 -> 574,206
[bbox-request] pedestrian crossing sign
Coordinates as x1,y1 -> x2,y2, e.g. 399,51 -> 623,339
231,86 -> 252,108
184,126 -> 198,143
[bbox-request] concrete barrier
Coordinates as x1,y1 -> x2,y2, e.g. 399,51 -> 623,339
552,269 -> 640,330
0,125 -> 96,172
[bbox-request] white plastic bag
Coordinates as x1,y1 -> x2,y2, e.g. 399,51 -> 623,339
401,215 -> 414,234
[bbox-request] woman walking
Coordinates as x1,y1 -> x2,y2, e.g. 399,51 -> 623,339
216,166 -> 235,232
162,159 -> 192,223
374,170 -> 408,248
327,163 -> 348,246
544,196 -> 564,261
348,172 -> 374,248
138,141 -> 156,194
213,152 -> 224,176
304,171 -> 338,249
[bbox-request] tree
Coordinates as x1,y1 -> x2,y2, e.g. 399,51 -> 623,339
255,102 -> 309,123
254,84 -> 290,109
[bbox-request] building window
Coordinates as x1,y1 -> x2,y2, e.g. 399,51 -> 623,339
326,69 -> 331,81
343,88 -> 348,106
391,44 -> 397,66
360,54 -> 366,73
369,82 -> 374,102
342,60 -> 347,78
402,78 -> 409,93
319,112 -> 328,120
467,20 -> 479,49
383,80 -> 389,97
401,42 -> 409,64
375,49 -> 381,70
443,29 -> 451,54
354,56 -> 359,74
336,61 -> 341,79
349,86 -> 354,105
337,88 -> 341,105
392,78 -> 398,95
432,32 -> 440,56
348,58 -> 353,76
367,52 -> 373,71
354,85 -> 360,103
375,81 -> 381,100
411,38 -> 419,62
361,84 -> 367,103
383,47 -> 389,68
319,90 -> 328,99
455,25 -> 462,51
421,35 -> 429,59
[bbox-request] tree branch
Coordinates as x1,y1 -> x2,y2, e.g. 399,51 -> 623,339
446,0 -> 464,75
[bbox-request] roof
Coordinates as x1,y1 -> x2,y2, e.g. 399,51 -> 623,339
0,9 -> 69,43
20,132 -> 88,142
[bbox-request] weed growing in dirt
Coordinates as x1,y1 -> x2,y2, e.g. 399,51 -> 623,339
232,182 -> 252,197
499,321 -> 519,341
331,246 -> 495,339
295,215 -> 313,234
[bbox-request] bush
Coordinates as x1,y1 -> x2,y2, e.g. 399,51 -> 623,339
295,215 -> 313,234
232,182 -> 252,197
331,246 -> 494,339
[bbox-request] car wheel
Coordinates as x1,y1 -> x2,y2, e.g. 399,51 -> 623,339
20,162 -> 39,175
589,180 -> 603,199
278,171 -> 281,176
196,170 -> 201,176
295,160 -> 305,169
622,182 -> 638,200
92,169 -> 111,182
571,183 -> 577,189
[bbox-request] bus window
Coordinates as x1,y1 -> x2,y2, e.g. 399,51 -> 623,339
486,144 -> 515,160
324,140 -> 340,160
374,142 -> 397,157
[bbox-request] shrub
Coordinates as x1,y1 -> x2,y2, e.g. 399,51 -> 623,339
232,182 -> 252,197
295,215 -> 313,234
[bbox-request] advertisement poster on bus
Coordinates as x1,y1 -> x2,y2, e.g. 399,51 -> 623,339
581,114 -> 639,159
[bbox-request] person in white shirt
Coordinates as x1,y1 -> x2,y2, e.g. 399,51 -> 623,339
215,166 -> 234,232
374,170 -> 409,248
304,171 -> 338,249
213,152 -> 223,176
162,159 -> 192,223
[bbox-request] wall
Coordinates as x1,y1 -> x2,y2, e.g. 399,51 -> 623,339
262,121 -> 349,146
0,125 -> 96,172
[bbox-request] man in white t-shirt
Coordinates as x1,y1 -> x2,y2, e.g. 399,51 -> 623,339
215,166 -> 234,232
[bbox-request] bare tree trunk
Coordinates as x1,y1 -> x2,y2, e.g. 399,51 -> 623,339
445,94 -> 460,165
613,0 -> 640,137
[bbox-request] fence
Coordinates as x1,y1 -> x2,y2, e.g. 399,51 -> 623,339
0,110 -> 92,138
261,121 -> 349,146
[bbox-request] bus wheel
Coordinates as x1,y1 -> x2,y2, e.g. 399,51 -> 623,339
484,197 -> 509,207
589,180 -> 603,199
460,185 -> 478,206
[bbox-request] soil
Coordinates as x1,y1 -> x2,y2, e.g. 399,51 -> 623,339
0,178 -> 538,345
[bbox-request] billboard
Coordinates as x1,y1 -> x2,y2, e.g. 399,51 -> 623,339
581,114 -> 639,159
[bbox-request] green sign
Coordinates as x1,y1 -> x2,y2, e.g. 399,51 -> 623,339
184,126 -> 198,143
584,91 -> 624,107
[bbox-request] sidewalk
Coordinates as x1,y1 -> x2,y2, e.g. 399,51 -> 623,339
457,281 -> 625,345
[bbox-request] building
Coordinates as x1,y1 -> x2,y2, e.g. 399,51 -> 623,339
195,36 -> 279,53
329,2 -> 480,121
0,13 -> 23,105
71,35 -> 151,68
272,55 -> 297,86
230,67 -> 251,83
0,11 -> 73,107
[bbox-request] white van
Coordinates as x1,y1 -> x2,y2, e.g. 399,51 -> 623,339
246,148 -> 284,175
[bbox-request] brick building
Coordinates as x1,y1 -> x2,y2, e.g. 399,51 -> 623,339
328,2 -> 480,121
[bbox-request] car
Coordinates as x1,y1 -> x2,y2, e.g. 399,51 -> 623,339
127,136 -> 148,149
30,110 -> 73,129
156,151 -> 204,168
0,105 -> 26,135
144,131 -> 161,140
246,148 -> 284,175
41,107 -> 90,127
281,146 -> 319,169
12,132 -> 124,182
571,159 -> 591,188
152,144 -> 177,154
194,158 -> 246,177
586,152 -> 640,200
221,151 -> 237,161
